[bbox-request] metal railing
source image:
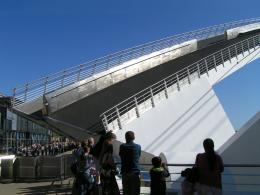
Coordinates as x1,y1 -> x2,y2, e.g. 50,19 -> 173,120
130,163 -> 260,194
100,34 -> 260,130
11,18 -> 260,107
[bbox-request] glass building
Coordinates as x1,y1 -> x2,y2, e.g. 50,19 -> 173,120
0,94 -> 53,153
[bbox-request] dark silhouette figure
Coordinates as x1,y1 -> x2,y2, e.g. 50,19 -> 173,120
149,156 -> 170,195
194,138 -> 224,195
119,131 -> 141,195
99,131 -> 120,195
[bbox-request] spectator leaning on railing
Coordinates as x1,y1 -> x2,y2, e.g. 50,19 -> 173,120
194,138 -> 224,195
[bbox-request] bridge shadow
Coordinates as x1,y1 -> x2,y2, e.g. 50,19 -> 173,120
144,88 -> 214,153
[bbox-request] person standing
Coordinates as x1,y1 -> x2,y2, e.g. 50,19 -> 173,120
194,138 -> 224,195
99,131 -> 120,195
149,156 -> 170,195
119,131 -> 141,195
87,137 -> 95,155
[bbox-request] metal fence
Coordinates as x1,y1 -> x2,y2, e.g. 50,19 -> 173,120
134,163 -> 260,194
11,18 -> 260,107
1,156 -> 260,194
100,34 -> 260,131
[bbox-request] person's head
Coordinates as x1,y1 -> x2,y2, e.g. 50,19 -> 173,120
83,145 -> 91,154
87,137 -> 95,147
105,131 -> 116,144
203,138 -> 214,153
81,141 -> 87,148
152,156 -> 162,168
125,131 -> 135,143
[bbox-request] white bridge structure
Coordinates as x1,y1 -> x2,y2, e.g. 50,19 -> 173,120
11,18 -> 260,194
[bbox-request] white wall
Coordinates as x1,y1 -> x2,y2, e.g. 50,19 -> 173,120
113,42 -> 260,165
115,77 -> 235,162
218,112 -> 260,194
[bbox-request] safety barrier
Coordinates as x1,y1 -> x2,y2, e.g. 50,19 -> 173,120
1,156 -> 260,194
13,157 -> 38,179
116,163 -> 260,194
0,155 -> 74,181
37,156 -> 64,179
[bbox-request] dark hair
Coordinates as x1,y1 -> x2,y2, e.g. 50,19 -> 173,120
181,167 -> 199,183
91,133 -> 106,158
125,131 -> 135,142
151,156 -> 162,168
83,145 -> 90,153
81,141 -> 86,148
203,138 -> 216,171
80,146 -> 90,160
105,131 -> 116,140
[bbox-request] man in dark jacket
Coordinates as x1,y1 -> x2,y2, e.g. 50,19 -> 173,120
119,131 -> 141,195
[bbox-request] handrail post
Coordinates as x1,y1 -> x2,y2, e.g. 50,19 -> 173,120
24,83 -> 29,102
241,41 -> 245,56
61,70 -> 66,87
151,45 -> 155,53
119,53 -> 123,64
187,68 -> 191,84
205,59 -> 209,76
221,50 -> 225,67
141,47 -> 145,56
106,56 -> 111,70
134,97 -> 140,118
43,77 -> 48,94
197,63 -> 201,78
234,45 -> 238,60
253,37 -> 257,50
116,107 -> 122,129
164,80 -> 168,98
213,55 -> 217,72
150,88 -> 155,107
92,60 -> 97,75
77,64 -> 83,81
228,47 -> 232,63
130,50 -> 134,60
176,74 -> 180,91
247,39 -> 251,53
103,115 -> 109,131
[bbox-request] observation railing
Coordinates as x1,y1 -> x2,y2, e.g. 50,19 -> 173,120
11,18 -> 260,107
100,34 -> 260,131
124,163 -> 260,194
1,155 -> 260,192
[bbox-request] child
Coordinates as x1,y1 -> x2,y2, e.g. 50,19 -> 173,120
150,156 -> 170,195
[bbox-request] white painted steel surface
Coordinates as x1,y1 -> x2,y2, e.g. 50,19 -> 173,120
44,39 -> 198,114
115,77 -> 235,154
11,18 -> 260,107
218,112 -> 260,194
105,40 -> 260,192
101,34 -> 260,130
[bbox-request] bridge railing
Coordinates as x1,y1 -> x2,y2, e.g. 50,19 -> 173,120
11,18 -> 260,107
100,34 -> 260,131
127,163 -> 260,194
1,155 -> 260,191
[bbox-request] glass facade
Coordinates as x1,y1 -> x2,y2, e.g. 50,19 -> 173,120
0,97 -> 53,153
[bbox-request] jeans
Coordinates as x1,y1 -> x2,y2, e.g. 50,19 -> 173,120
122,172 -> 140,195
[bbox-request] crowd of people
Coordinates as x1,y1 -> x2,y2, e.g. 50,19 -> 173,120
70,130 -> 224,195
15,140 -> 77,157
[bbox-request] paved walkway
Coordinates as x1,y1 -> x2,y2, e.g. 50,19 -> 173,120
0,179 -> 74,195
0,179 -> 153,195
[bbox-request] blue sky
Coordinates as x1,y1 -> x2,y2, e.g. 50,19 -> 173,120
0,0 -> 259,129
